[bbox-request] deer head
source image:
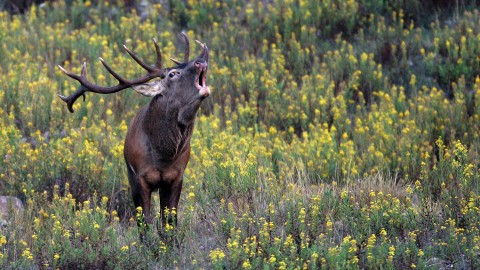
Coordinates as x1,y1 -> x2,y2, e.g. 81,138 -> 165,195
58,33 -> 210,239
58,33 -> 209,112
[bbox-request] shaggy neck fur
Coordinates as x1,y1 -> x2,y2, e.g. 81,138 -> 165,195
142,91 -> 202,162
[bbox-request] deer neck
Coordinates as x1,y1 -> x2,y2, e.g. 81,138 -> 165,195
142,93 -> 200,162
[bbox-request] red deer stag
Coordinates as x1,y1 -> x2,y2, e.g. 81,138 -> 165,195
58,33 -> 209,232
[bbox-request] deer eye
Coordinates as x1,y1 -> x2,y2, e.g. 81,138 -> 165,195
168,70 -> 180,78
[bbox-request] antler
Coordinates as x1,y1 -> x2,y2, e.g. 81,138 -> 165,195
58,38 -> 164,113
170,32 -> 190,65
196,39 -> 209,62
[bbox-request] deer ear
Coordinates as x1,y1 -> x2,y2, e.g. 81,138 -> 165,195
131,81 -> 165,97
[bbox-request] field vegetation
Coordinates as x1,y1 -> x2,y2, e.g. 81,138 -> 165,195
0,0 -> 479,269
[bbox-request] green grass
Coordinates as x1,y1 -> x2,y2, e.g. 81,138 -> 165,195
0,0 -> 479,269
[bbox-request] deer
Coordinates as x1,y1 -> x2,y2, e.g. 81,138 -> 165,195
57,33 -> 210,235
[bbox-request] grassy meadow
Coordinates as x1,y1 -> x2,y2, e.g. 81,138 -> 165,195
0,0 -> 479,269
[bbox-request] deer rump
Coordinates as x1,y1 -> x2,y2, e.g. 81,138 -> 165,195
58,33 -> 210,232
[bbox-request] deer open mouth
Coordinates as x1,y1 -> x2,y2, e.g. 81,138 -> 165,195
195,63 -> 210,98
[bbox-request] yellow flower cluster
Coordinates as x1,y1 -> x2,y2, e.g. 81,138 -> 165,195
209,248 -> 226,262
0,235 -> 6,259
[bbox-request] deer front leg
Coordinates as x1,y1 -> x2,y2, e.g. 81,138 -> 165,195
159,178 -> 183,228
158,177 -> 183,246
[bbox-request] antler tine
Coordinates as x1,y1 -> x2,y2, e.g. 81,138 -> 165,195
99,57 -> 128,84
57,63 -> 88,113
123,45 -> 157,73
152,38 -> 162,69
57,85 -> 87,113
169,58 -> 182,65
81,62 -> 87,77
196,40 -> 209,61
181,32 -> 190,62
58,64 -> 81,81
